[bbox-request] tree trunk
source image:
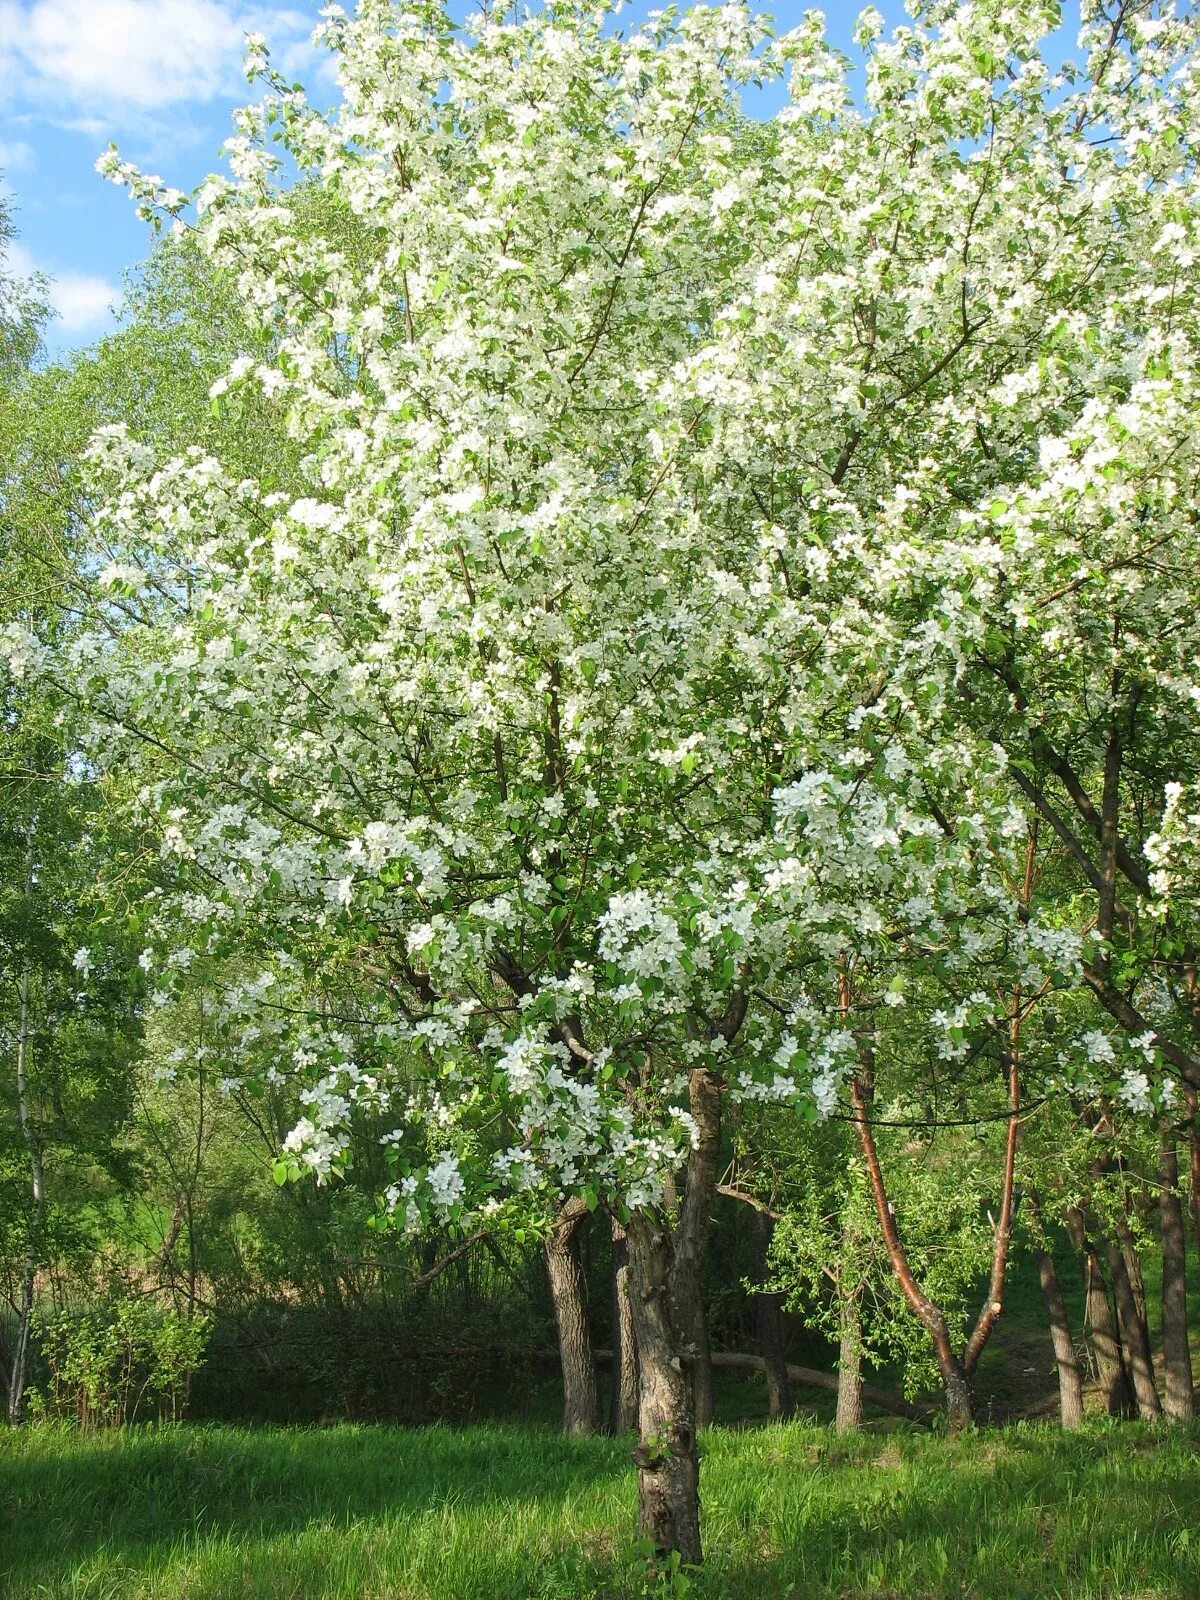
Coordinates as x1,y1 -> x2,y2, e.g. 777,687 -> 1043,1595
844,914 -> 1034,1435
962,993 -> 1025,1378
9,963 -> 41,1427
667,1068 -> 720,1429
1087,1250 -> 1134,1417
1106,1238 -> 1161,1421
835,1280 -> 865,1435
940,1356 -> 975,1431
1186,1088 -> 1200,1259
748,1207 -> 793,1421
1114,1204 -> 1149,1331
1032,1234 -> 1084,1429
1066,1206 -> 1132,1417
1158,1129 -> 1195,1422
545,1197 -> 601,1437
626,1211 -> 702,1565
850,1073 -> 974,1430
609,1221 -> 639,1434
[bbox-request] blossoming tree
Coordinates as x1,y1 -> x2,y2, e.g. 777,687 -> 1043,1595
8,0 -> 1200,1559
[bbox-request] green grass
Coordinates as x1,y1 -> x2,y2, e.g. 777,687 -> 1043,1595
3,1420 -> 1199,1599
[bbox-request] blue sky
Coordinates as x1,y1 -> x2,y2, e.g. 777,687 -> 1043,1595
0,1 -> 904,358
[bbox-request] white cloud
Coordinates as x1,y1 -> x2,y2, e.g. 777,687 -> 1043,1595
0,1 -> 315,115
6,241 -> 119,335
50,270 -> 119,332
0,138 -> 36,174
3,241 -> 42,285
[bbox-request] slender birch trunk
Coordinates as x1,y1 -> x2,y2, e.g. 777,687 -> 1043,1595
9,962 -> 42,1426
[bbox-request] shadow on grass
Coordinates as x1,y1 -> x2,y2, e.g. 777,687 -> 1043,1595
4,1421 -> 1200,1600
0,1422 -> 629,1595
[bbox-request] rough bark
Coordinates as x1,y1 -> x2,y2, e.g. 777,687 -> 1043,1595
1113,1203 -> 1149,1331
620,1055 -> 728,1562
835,1283 -> 865,1435
8,963 -> 41,1427
1106,1237 -> 1161,1421
545,1196 -> 601,1437
1158,1129 -> 1195,1422
1029,1201 -> 1084,1429
1066,1206 -> 1132,1416
667,1067 -> 720,1429
749,1208 -> 793,1421
1186,1088 -> 1200,1260
609,1221 -> 639,1434
626,1211 -> 702,1565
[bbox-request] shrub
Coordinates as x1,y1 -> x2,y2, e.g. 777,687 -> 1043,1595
27,1297 -> 211,1427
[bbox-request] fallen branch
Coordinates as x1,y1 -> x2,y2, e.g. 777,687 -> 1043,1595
709,1352 -> 929,1422
596,1349 -> 927,1423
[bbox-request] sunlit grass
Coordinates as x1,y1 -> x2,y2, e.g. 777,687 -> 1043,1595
3,1419 -> 1198,1598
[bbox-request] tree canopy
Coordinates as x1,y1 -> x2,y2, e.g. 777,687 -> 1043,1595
4,0 -> 1200,1564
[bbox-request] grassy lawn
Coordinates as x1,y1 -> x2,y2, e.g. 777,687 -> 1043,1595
3,1420 -> 1199,1599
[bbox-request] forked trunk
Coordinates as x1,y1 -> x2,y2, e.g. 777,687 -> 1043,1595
846,938 -> 1026,1437
750,1208 -> 794,1421
1107,1238 -> 1161,1422
1158,1130 -> 1194,1422
850,1072 -> 974,1431
609,1221 -> 639,1433
626,1212 -> 702,1565
545,1197 -> 601,1437
938,1338 -> 975,1431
